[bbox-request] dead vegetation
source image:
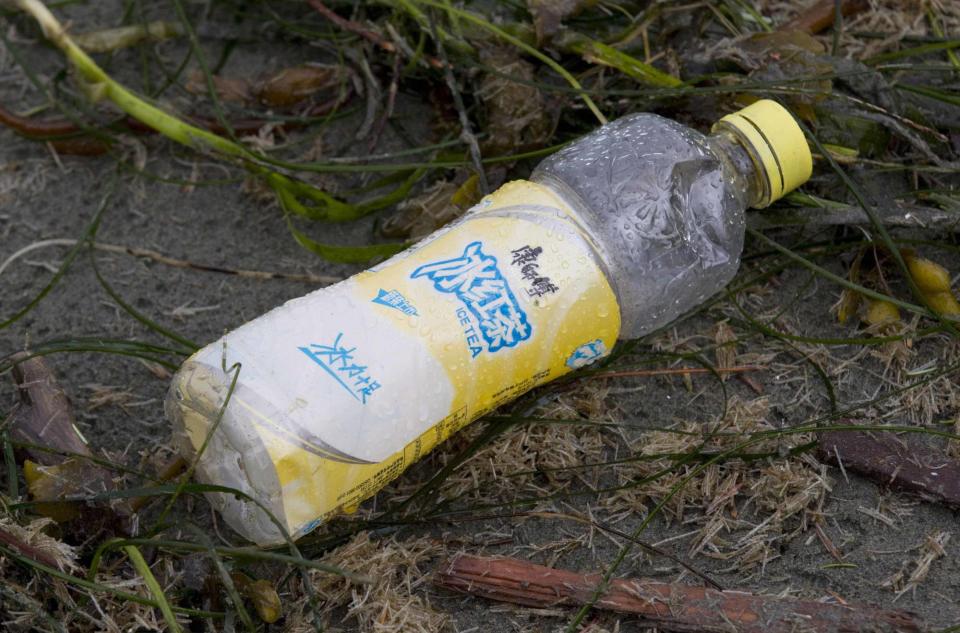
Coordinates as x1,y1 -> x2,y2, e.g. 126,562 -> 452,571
288,532 -> 448,633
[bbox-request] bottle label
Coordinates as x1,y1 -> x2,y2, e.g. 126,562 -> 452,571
183,180 -> 621,537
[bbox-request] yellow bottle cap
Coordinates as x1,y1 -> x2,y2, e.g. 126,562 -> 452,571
713,100 -> 812,207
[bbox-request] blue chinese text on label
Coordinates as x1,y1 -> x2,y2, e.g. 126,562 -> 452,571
566,339 -> 607,370
411,241 -> 531,352
299,333 -> 381,404
372,288 -> 419,316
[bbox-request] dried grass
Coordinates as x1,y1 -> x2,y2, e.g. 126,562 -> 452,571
0,517 -> 79,573
761,0 -> 959,59
714,320 -> 738,378
287,531 -> 448,633
882,530 -> 952,600
380,179 -> 463,240
0,515 -> 174,633
607,397 -> 831,572
86,576 -> 171,633
0,160 -> 51,208
387,384 -> 621,508
838,333 -> 960,426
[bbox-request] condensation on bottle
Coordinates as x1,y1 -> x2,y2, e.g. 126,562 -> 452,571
164,100 -> 813,544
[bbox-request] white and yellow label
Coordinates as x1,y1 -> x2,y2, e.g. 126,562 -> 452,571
182,181 -> 621,538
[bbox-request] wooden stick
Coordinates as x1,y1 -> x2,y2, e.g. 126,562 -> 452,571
0,526 -> 66,570
434,554 -> 925,633
10,354 -> 92,466
819,430 -> 960,507
0,238 -> 341,285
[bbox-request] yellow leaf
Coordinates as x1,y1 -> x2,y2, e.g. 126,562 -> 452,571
231,571 -> 282,623
864,299 -> 900,327
451,173 -> 482,209
23,461 -> 80,523
906,255 -> 953,294
926,292 -> 960,316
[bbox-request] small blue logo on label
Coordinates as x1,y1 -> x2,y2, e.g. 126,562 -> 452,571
299,333 -> 381,404
372,288 -> 419,316
566,339 -> 607,370
411,241 -> 531,353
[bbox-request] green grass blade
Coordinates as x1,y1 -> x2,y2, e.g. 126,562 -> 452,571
122,545 -> 183,633
563,35 -> 683,88
287,220 -> 408,264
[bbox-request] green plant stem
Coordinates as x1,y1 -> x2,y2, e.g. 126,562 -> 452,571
562,34 -> 683,88
11,0 -> 415,261
16,0 -> 244,157
0,543 -> 221,618
866,38 -> 960,64
88,537 -> 369,581
123,545 -> 184,633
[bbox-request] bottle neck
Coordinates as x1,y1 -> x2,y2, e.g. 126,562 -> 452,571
707,127 -> 770,209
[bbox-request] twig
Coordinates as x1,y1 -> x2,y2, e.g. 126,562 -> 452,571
307,0 -> 445,68
737,372 -> 765,394
368,52 -> 401,152
0,104 -> 86,138
352,52 -> 382,141
428,10 -> 489,195
523,511 -> 721,590
0,527 -> 64,570
748,204 -> 960,232
583,365 -> 764,380
0,104 -> 111,155
307,0 -> 395,53
0,581 -> 68,633
435,554 -> 925,633
0,238 -> 342,284
886,531 -> 951,601
815,520 -> 844,562
818,430 -> 960,507
779,0 -> 869,35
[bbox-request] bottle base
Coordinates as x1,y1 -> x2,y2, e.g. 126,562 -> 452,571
165,360 -> 291,545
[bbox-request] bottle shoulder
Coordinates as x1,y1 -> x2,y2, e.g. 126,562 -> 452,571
531,113 -> 747,339
534,114 -> 711,178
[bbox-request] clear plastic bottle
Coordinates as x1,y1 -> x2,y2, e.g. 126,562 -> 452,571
165,100 -> 812,544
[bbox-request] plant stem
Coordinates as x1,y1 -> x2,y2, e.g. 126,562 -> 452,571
122,545 -> 184,633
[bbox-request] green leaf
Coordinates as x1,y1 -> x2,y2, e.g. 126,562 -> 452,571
288,221 -> 409,264
563,35 -> 684,88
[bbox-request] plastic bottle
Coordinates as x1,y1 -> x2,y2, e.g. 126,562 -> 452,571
165,100 -> 813,544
